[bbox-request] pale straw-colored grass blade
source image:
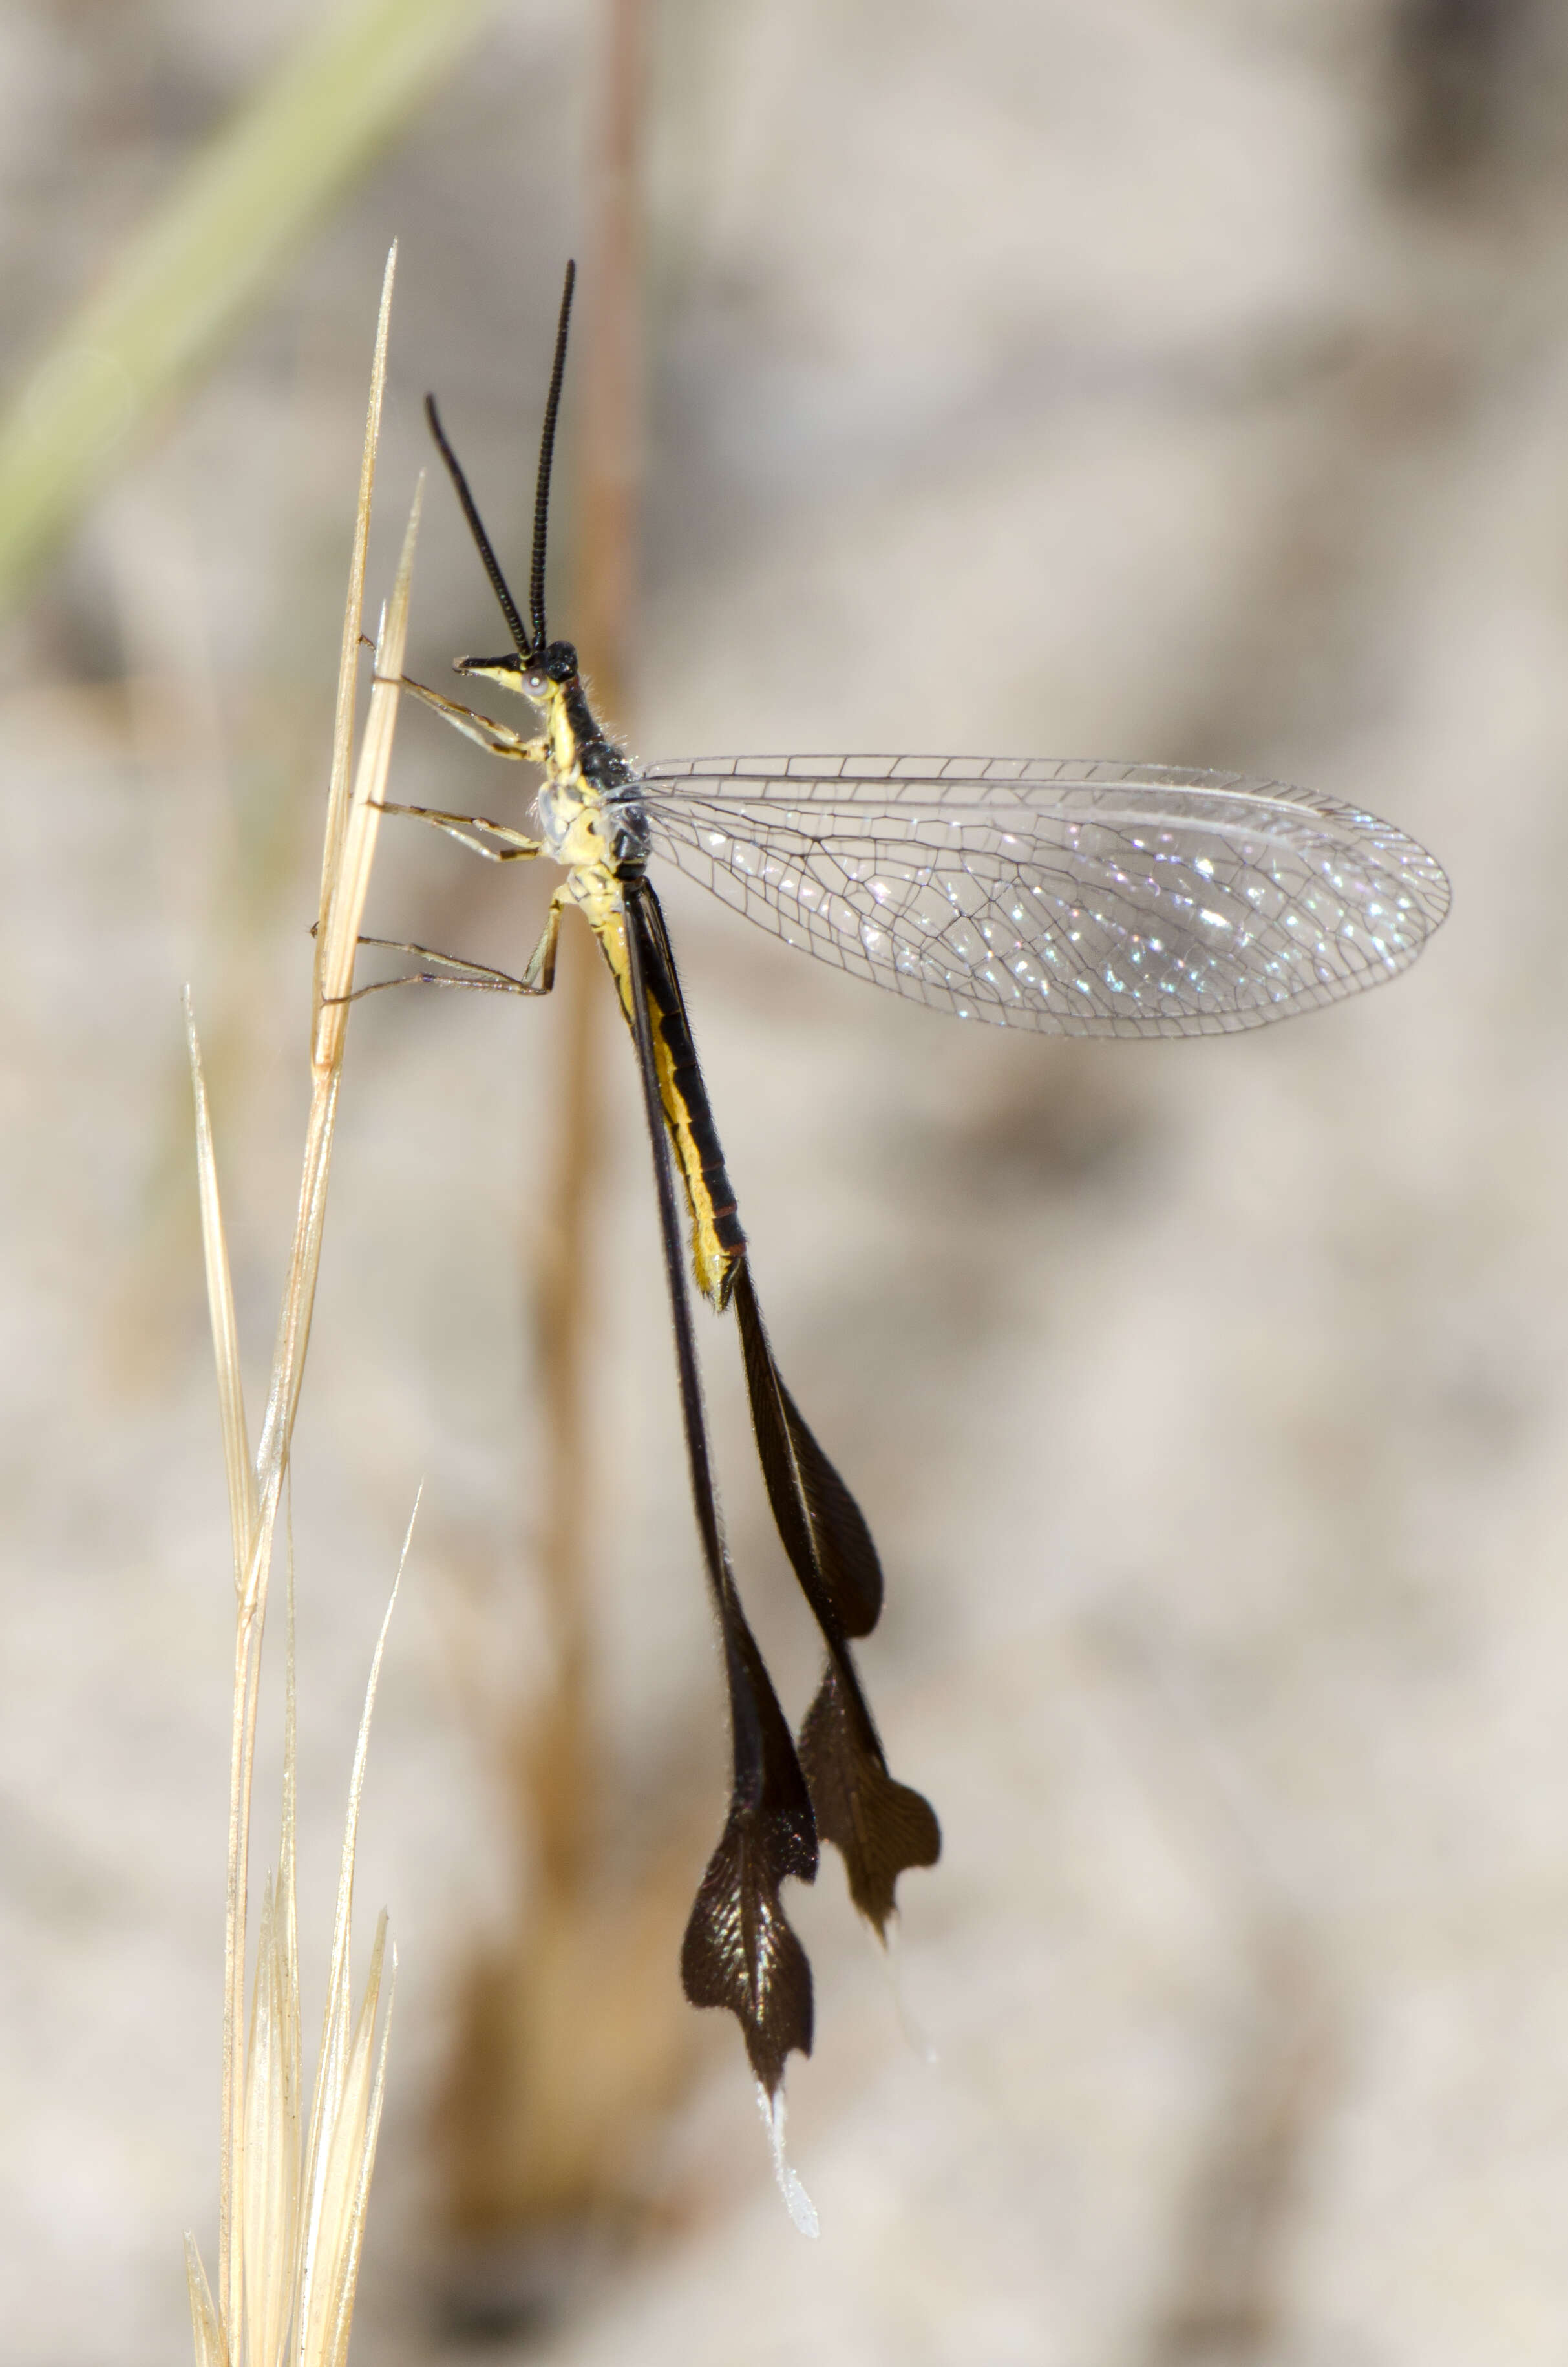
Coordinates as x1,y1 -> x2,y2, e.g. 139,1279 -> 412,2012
299,1915 -> 395,2367
251,466 -> 420,1513
240,1558 -> 301,2367
321,1969 -> 396,2367
311,474 -> 421,1082
242,1869 -> 301,2367
296,1529 -> 410,2366
184,253 -> 417,2367
222,272 -> 414,2335
185,979 -> 271,2337
184,992 -> 257,1586
315,242 -> 397,1014
185,2234 -> 228,2367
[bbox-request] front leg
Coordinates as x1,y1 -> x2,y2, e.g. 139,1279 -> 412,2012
384,670 -> 547,765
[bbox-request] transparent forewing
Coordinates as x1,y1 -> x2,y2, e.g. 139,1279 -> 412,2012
635,756 -> 1449,1037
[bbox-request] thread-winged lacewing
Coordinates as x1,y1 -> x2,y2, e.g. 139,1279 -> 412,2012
372,262 -> 1448,2201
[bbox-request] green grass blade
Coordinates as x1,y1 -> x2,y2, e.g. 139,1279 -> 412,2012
0,0 -> 488,609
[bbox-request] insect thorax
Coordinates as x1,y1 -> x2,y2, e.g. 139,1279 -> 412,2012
538,674 -> 649,875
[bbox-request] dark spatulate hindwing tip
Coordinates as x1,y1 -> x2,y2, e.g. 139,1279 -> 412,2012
798,1659 -> 942,1935
732,1264 -> 940,1934
681,1575 -> 820,2096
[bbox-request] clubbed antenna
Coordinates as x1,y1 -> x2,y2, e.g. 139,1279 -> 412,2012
529,259 -> 577,652
425,392 -> 534,659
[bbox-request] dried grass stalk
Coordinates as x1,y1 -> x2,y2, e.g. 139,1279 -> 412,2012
182,247 -> 417,2367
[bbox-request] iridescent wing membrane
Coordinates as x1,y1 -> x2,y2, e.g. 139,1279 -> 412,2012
637,756 -> 1450,1038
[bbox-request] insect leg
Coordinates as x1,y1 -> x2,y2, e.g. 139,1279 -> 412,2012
373,801 -> 544,862
388,671 -> 547,764
346,902 -> 565,999
327,937 -> 546,1004
519,887 -> 568,993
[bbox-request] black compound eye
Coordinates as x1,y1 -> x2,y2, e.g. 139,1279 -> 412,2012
544,640 -> 578,682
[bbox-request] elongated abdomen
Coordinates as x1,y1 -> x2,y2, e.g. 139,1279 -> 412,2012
594,879 -> 746,1308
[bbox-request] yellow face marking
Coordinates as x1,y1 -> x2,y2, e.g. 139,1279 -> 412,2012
459,663 -> 582,783
544,681 -> 580,778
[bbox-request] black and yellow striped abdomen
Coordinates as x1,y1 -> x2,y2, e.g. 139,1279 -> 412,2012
592,876 -> 746,1309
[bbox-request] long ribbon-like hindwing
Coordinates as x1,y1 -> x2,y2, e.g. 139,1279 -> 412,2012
634,882 -> 940,1937
733,1266 -> 941,1932
621,882 -> 818,2094
732,1263 -> 882,1638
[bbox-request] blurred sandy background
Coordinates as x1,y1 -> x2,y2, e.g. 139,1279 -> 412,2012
1,0 -> 1560,2359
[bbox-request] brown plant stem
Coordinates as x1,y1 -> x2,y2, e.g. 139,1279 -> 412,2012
439,0 -> 659,2254
521,0 -> 644,1914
